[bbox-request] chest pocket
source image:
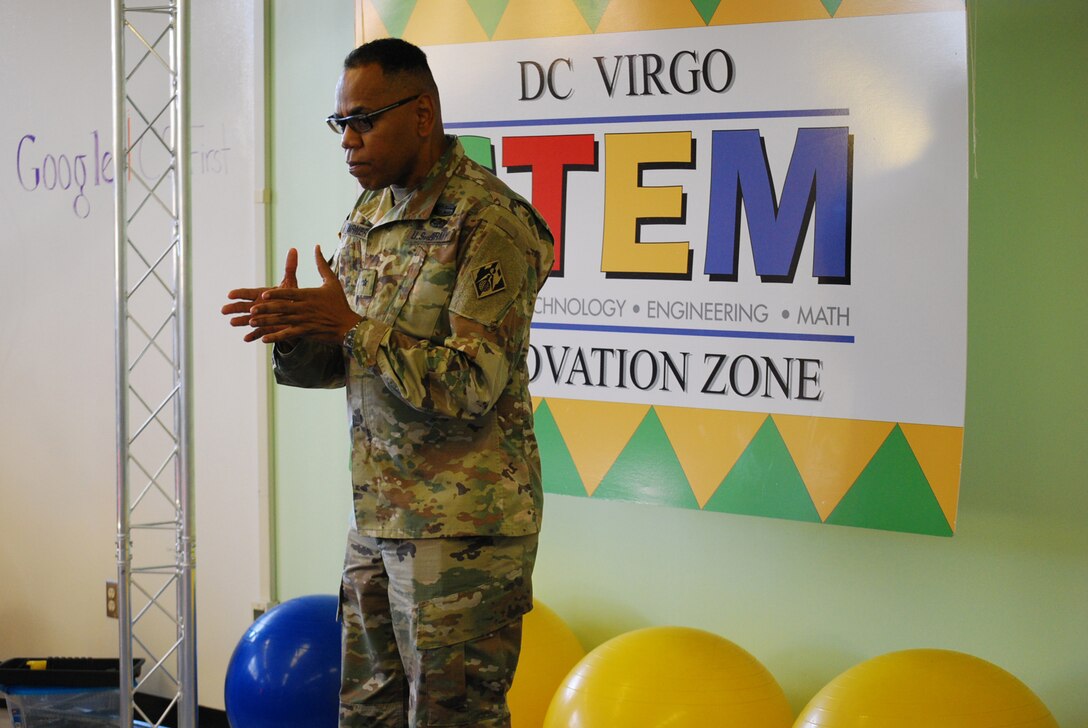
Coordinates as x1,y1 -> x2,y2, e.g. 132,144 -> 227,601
346,220 -> 460,341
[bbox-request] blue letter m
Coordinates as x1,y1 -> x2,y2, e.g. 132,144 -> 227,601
705,127 -> 851,282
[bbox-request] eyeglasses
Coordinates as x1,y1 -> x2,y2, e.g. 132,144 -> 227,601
325,94 -> 421,135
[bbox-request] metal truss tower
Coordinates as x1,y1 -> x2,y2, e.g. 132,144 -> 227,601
111,1 -> 196,726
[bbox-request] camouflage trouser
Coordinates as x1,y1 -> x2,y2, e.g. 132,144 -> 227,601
339,530 -> 538,728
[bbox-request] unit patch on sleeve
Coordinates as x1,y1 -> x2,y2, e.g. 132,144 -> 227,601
473,261 -> 505,299
449,221 -> 528,327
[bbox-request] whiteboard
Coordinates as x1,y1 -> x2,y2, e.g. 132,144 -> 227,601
0,0 -> 267,710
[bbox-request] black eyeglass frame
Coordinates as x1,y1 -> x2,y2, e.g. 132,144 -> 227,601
325,94 -> 421,135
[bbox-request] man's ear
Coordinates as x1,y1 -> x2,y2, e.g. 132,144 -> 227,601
415,92 -> 437,137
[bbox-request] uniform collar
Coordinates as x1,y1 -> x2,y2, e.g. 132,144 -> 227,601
389,135 -> 463,222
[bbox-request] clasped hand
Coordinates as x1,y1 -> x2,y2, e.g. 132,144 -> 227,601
221,245 -> 362,345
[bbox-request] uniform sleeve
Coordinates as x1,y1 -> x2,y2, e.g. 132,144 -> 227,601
273,339 -> 346,389
345,204 -> 550,419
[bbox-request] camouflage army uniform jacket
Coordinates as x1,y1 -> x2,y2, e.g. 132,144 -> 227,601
273,137 -> 553,539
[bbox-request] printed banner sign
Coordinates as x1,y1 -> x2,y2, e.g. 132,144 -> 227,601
358,0 -> 968,536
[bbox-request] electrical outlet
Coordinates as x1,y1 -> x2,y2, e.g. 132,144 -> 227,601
105,581 -> 118,619
252,602 -> 274,621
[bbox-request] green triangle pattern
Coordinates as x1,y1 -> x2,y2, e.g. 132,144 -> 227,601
820,0 -> 843,17
536,400 -> 587,497
571,0 -> 613,32
702,417 -> 821,522
593,408 -> 700,509
826,425 -> 953,536
371,0 -> 418,38
466,0 -> 510,39
689,0 -> 722,25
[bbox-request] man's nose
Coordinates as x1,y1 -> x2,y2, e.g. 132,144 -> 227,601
342,127 -> 362,149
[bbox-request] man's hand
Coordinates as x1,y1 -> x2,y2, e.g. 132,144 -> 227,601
247,245 -> 362,345
222,248 -> 300,342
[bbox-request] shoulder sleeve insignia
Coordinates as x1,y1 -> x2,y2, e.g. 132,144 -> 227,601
449,215 -> 527,326
473,261 -> 506,298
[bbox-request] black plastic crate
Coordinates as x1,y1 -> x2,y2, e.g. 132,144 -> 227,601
0,658 -> 144,689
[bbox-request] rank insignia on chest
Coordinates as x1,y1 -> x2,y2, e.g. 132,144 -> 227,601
472,261 -> 506,298
355,269 -> 376,298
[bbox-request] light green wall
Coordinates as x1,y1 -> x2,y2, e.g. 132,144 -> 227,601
269,2 -> 1087,724
268,0 -> 356,594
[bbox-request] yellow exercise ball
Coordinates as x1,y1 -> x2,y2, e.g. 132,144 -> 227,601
542,626 -> 792,728
509,600 -> 586,728
794,648 -> 1058,727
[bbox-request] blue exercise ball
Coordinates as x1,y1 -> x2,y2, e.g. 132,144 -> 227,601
225,594 -> 341,728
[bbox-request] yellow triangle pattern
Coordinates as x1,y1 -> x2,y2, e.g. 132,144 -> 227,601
773,414 -> 895,520
359,0 -> 963,44
835,0 -> 965,19
710,0 -> 833,26
655,406 -> 767,508
597,0 -> 708,34
401,0 -> 490,45
545,398 -> 650,496
900,422 -> 964,531
493,0 -> 593,41
533,398 -> 963,531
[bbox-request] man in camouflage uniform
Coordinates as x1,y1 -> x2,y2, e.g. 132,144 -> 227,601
222,38 -> 553,728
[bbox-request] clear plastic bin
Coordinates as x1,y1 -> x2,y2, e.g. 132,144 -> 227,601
0,657 -> 146,728
4,686 -> 121,728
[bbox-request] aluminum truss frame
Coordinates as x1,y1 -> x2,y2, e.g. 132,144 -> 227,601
111,1 -> 196,726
